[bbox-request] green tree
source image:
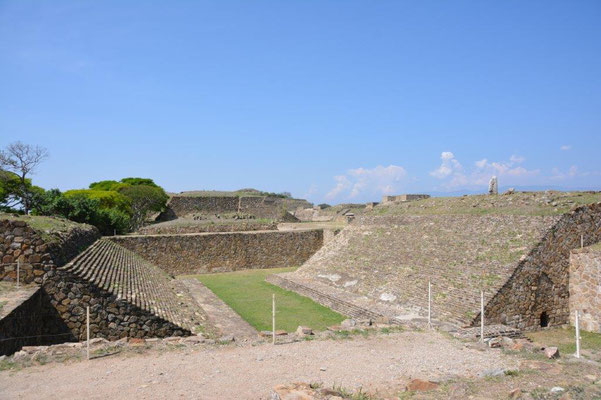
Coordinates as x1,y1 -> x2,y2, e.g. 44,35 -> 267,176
119,177 -> 159,187
117,184 -> 168,230
89,180 -> 120,191
0,141 -> 48,213
32,190 -> 130,235
64,189 -> 131,214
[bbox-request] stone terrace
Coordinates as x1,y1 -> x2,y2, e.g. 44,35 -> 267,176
291,214 -> 559,326
43,239 -> 209,340
285,192 -> 601,330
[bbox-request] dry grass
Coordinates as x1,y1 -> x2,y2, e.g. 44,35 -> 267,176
367,191 -> 601,217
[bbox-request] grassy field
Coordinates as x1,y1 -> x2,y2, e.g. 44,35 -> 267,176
187,267 -> 345,332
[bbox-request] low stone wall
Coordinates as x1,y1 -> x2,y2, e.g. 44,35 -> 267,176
138,222 -> 278,235
569,246 -> 601,332
159,195 -> 312,221
483,203 -> 601,330
0,219 -> 99,284
110,230 -> 324,275
0,287 -> 75,356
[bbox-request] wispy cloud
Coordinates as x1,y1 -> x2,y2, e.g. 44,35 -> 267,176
560,145 -> 572,151
325,165 -> 409,201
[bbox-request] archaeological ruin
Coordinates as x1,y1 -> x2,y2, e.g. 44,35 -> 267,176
1,190 -> 601,356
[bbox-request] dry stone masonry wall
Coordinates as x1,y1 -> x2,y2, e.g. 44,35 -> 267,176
483,203 -> 601,330
160,195 -> 311,221
1,218 -> 99,284
569,246 -> 601,332
0,287 -> 75,356
110,230 -> 323,275
42,239 -> 207,341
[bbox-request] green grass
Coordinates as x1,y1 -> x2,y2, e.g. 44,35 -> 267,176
526,327 -> 601,355
185,267 -> 345,332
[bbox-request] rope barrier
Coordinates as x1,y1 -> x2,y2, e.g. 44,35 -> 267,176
0,332 -> 75,343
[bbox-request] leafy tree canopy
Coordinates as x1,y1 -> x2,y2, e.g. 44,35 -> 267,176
64,189 -> 131,214
89,180 -> 120,191
119,177 -> 158,187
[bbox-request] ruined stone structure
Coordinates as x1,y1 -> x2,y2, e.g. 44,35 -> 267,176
138,221 -> 278,235
0,286 -> 74,356
274,193 -> 601,332
488,176 -> 498,195
569,244 -> 601,332
1,217 -> 99,284
0,217 -> 208,355
381,194 -> 430,203
483,203 -> 601,329
159,195 -> 311,221
110,230 -> 323,275
43,239 -> 205,341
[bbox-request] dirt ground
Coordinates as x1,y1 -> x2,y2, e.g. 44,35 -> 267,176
0,330 -> 514,400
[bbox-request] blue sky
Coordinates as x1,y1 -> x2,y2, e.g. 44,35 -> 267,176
1,1 -> 600,204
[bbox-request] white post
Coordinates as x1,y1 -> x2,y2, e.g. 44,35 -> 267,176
480,290 -> 485,343
272,294 -> 276,345
428,280 -> 432,328
575,310 -> 581,359
581,234 -> 584,249
16,260 -> 20,288
86,306 -> 90,360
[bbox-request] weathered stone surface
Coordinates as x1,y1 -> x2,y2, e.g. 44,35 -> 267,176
288,194 -> 601,331
488,176 -> 498,195
569,245 -> 601,332
296,326 -> 313,336
159,195 -> 311,222
109,230 -> 323,275
0,217 -> 99,285
544,346 -> 560,359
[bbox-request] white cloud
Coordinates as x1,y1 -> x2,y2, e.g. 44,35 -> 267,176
325,175 -> 352,200
430,151 -> 462,179
560,145 -> 572,151
325,165 -> 409,201
432,152 -> 540,189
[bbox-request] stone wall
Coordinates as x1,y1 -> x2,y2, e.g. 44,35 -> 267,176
42,268 -> 190,341
483,203 -> 601,330
0,219 -> 99,284
138,221 -> 278,235
381,194 -> 430,203
159,195 -> 311,221
569,246 -> 601,332
110,230 -> 324,275
0,287 -> 75,356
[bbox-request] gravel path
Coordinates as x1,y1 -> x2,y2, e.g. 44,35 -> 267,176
0,331 -> 514,400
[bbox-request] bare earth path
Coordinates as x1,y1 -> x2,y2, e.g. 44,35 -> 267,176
179,278 -> 258,340
0,331 -> 515,400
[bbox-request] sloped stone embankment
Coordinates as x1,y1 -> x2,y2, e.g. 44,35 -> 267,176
43,239 -> 208,341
